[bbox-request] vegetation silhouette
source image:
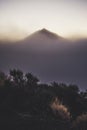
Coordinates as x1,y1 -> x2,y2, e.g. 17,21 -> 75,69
0,69 -> 87,130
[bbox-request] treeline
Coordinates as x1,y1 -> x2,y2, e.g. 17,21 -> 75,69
0,69 -> 87,130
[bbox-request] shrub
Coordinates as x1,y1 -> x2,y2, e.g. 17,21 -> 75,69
72,114 -> 87,130
50,97 -> 70,121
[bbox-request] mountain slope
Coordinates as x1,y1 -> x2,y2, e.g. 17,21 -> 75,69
24,28 -> 63,41
18,28 -> 69,51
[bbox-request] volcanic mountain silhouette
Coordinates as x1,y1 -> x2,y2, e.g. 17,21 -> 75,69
19,28 -> 68,51
25,28 -> 62,40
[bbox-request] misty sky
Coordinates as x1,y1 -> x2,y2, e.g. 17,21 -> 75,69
0,0 -> 87,40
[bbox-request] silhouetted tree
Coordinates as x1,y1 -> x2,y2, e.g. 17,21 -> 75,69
25,73 -> 39,86
0,71 -> 6,87
10,69 -> 24,88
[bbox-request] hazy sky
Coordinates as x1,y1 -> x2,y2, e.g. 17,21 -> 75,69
0,0 -> 87,40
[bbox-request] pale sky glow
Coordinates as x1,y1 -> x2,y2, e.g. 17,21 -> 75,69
0,0 -> 87,40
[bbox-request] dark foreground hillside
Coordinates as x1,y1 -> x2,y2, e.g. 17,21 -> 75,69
0,69 -> 87,130
0,116 -> 70,130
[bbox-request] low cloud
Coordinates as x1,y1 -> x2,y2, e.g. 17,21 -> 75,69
0,31 -> 87,90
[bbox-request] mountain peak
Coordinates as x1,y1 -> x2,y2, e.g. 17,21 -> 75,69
40,28 -> 49,32
38,28 -> 60,39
